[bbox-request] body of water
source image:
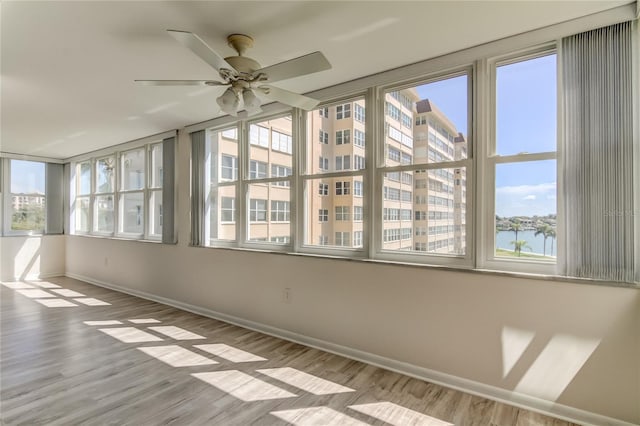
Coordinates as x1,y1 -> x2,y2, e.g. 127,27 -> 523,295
496,230 -> 556,256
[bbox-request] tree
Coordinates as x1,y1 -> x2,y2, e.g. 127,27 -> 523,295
534,223 -> 553,256
548,228 -> 557,256
511,240 -> 531,257
509,219 -> 522,242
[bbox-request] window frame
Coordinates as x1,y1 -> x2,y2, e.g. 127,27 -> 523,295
2,158 -> 47,236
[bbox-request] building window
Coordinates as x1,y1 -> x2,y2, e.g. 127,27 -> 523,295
318,209 -> 329,222
354,155 -> 365,171
319,130 -> 329,144
335,206 -> 350,221
221,154 -> 238,181
319,183 -> 329,196
401,112 -> 412,129
353,180 -> 363,197
335,155 -> 351,171
271,164 -> 292,187
249,160 -> 268,179
336,129 -> 351,145
336,103 -> 351,119
221,197 -> 235,222
319,156 -> 329,171
386,102 -> 401,121
249,199 -> 267,222
318,107 -> 328,118
353,231 -> 363,247
270,200 -> 290,222
335,231 -> 350,246
354,206 -> 363,221
318,235 -> 328,245
272,130 -> 292,154
250,124 -> 269,147
336,181 -> 350,195
354,103 -> 365,123
354,129 -> 365,147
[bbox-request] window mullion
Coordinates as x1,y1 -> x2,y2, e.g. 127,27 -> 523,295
367,86 -> 379,259
237,121 -> 248,247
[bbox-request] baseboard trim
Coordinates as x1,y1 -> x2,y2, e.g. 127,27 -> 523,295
65,272 -> 636,426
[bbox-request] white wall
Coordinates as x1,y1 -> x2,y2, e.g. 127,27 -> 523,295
64,132 -> 640,424
1,235 -> 65,281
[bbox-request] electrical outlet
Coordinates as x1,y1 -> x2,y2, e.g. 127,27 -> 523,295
283,287 -> 292,304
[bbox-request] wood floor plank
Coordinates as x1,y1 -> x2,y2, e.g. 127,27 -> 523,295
1,277 -> 581,425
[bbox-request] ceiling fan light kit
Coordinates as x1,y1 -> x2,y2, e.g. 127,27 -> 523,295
136,31 -> 332,116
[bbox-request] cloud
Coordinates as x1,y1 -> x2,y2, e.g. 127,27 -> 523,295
523,195 -> 537,200
496,182 -> 556,217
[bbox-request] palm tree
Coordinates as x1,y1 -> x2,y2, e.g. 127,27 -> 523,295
511,240 -> 531,257
548,228 -> 557,256
534,223 -> 553,256
509,219 -> 522,242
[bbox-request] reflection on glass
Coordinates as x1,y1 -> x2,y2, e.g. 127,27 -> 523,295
150,143 -> 163,188
149,191 -> 163,237
78,162 -> 91,195
95,195 -> 114,233
121,149 -> 145,190
96,157 -> 115,193
496,54 -> 556,155
121,192 -> 144,234
495,160 -> 556,260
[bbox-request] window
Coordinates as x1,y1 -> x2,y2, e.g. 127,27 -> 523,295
120,148 -> 145,235
249,199 -> 267,222
354,206 -> 363,221
221,155 -> 238,181
354,155 -> 365,170
336,129 -> 350,145
335,231 -> 350,246
319,183 -> 329,196
75,161 -> 91,233
336,103 -> 351,119
319,156 -> 329,171
271,200 -> 290,222
492,53 -> 557,266
221,197 -> 235,222
318,235 -> 328,245
353,180 -> 363,197
222,128 -> 238,140
386,102 -> 401,121
271,165 -> 292,187
149,144 -> 163,237
353,231 -> 363,247
250,160 -> 268,179
401,112 -> 412,129
272,130 -> 292,154
250,125 -> 269,147
318,209 -> 328,222
335,206 -> 349,221
319,130 -> 329,144
335,155 -> 351,171
318,107 -> 328,118
95,156 -> 116,234
354,103 -> 365,123
336,181 -> 350,195
7,160 -> 46,234
354,129 -> 365,147
388,147 -> 400,162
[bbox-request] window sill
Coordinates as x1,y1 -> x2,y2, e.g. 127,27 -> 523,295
194,243 -> 638,289
69,233 -> 164,245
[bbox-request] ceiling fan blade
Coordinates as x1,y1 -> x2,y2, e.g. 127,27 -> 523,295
167,30 -> 234,72
259,85 -> 320,110
255,52 -> 331,83
135,80 -> 227,86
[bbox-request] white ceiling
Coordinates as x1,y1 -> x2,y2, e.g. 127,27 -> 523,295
1,1 -> 632,160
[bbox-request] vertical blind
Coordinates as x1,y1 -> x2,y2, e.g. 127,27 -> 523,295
561,21 -> 638,283
190,130 -> 206,246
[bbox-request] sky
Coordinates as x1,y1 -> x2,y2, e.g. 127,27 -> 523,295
10,160 -> 45,194
415,54 -> 557,218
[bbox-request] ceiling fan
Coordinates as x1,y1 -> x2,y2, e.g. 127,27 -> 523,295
136,30 -> 331,116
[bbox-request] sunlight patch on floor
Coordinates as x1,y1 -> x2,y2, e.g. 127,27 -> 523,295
2,282 -> 36,289
84,320 -> 123,326
258,367 -> 354,395
138,345 -> 218,367
74,298 -> 110,306
16,289 -> 56,298
34,298 -> 78,308
194,344 -> 267,362
271,406 -> 371,426
349,401 -> 454,426
99,327 -> 164,343
147,326 -> 205,340
52,289 -> 85,297
192,370 -> 297,401
128,318 -> 161,324
28,281 -> 62,289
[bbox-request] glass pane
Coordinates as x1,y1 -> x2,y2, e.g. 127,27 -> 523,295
304,177 -> 364,248
249,116 -> 292,180
495,160 -> 556,260
247,182 -> 290,244
386,76 -> 468,167
208,186 -> 236,242
96,157 -> 115,193
77,162 -> 91,195
306,98 -> 365,175
95,195 -> 114,233
149,190 -> 163,237
496,54 -> 556,155
75,197 -> 90,233
10,160 -> 45,232
150,143 -> 163,188
121,148 -> 145,191
120,192 -> 144,234
209,126 -> 238,183
382,167 -> 467,255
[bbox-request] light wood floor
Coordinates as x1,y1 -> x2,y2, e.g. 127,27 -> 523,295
1,276 -> 577,426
